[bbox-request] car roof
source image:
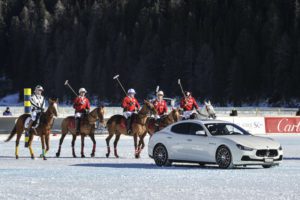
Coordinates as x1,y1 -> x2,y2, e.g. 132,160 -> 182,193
179,119 -> 229,124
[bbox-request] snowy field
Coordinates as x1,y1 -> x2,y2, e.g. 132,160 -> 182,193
0,134 -> 300,200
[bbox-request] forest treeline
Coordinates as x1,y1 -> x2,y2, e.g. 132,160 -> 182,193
0,0 -> 299,106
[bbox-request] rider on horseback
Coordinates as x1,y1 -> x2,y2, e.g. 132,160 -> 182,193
73,88 -> 90,134
153,91 -> 168,118
24,85 -> 45,147
26,85 -> 46,133
122,88 -> 140,133
180,91 -> 201,119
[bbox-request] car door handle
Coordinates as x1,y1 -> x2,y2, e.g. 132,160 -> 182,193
187,139 -> 192,142
167,136 -> 172,139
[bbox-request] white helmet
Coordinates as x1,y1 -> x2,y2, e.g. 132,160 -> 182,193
157,91 -> 164,96
79,88 -> 87,93
35,85 -> 44,91
128,88 -> 136,94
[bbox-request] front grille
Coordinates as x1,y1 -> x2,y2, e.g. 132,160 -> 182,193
256,149 -> 278,157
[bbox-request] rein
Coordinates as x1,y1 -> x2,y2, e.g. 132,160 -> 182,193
88,108 -> 102,124
134,104 -> 152,126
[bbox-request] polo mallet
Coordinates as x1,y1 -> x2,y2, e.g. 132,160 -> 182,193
113,74 -> 127,95
178,79 -> 187,99
64,80 -> 78,97
155,85 -> 160,95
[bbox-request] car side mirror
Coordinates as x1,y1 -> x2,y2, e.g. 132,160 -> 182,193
196,130 -> 206,136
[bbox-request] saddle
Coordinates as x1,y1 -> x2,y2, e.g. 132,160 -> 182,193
24,117 -> 39,129
68,115 -> 89,134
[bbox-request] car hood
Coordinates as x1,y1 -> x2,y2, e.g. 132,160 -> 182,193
215,135 -> 280,149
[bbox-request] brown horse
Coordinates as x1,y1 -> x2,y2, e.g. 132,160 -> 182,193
146,107 -> 181,135
5,98 -> 58,160
55,106 -> 105,158
106,100 -> 157,159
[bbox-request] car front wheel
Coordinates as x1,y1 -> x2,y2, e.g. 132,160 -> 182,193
216,146 -> 234,169
262,165 -> 273,168
153,144 -> 171,167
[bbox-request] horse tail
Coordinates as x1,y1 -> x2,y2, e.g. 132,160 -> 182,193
5,125 -> 17,142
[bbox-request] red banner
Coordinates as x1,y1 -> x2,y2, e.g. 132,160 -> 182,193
265,117 -> 300,133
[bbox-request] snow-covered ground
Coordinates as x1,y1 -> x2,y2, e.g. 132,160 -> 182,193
0,134 -> 300,200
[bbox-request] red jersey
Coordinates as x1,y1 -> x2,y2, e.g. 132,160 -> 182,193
180,97 -> 199,111
122,96 -> 140,112
153,99 -> 168,116
73,96 -> 90,112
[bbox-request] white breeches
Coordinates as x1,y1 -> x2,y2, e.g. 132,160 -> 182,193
31,111 -> 37,121
75,112 -> 82,118
123,112 -> 133,119
183,111 -> 195,119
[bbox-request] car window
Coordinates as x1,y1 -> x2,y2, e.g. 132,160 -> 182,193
171,123 -> 204,135
189,123 -> 204,135
225,125 -> 244,135
205,123 -> 250,136
171,123 -> 190,134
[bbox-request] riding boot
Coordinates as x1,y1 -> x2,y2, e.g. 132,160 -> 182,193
127,117 -> 132,134
155,118 -> 161,128
75,118 -> 81,135
25,120 -> 34,148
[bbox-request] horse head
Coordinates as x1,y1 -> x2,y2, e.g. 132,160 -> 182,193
204,101 -> 216,119
97,105 -> 105,123
171,107 -> 181,122
48,97 -> 58,117
143,100 -> 157,115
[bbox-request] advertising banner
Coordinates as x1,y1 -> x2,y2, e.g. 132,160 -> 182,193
265,117 -> 300,133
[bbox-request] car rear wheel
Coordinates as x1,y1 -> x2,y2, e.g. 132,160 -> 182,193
216,146 -> 233,169
153,144 -> 171,167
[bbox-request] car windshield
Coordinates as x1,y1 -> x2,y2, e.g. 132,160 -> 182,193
205,123 -> 251,136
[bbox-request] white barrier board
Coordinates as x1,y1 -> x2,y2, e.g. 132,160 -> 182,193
218,117 -> 266,135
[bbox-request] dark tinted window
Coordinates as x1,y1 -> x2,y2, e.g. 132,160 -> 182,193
171,123 -> 190,134
205,123 -> 250,136
171,123 -> 204,135
189,123 -> 204,135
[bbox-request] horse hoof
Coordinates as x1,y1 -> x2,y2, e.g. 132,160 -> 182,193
135,154 -> 140,159
91,153 -> 95,158
43,157 -> 47,161
81,154 -> 85,158
115,155 -> 119,159
56,152 -> 60,158
73,155 -> 77,158
106,153 -> 110,158
31,155 -> 35,160
15,155 -> 19,159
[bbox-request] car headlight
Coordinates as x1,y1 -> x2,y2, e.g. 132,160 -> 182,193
279,146 -> 283,150
236,144 -> 254,151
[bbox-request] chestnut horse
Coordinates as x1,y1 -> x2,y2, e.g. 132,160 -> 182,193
106,100 -> 157,158
5,98 -> 58,160
55,106 -> 105,158
146,107 -> 181,135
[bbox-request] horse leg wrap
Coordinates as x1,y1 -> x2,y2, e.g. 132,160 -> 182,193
15,146 -> 19,157
114,148 -> 119,158
40,149 -> 47,160
29,146 -> 34,156
135,147 -> 140,154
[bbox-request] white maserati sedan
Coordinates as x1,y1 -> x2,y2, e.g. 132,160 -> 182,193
148,120 -> 283,169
